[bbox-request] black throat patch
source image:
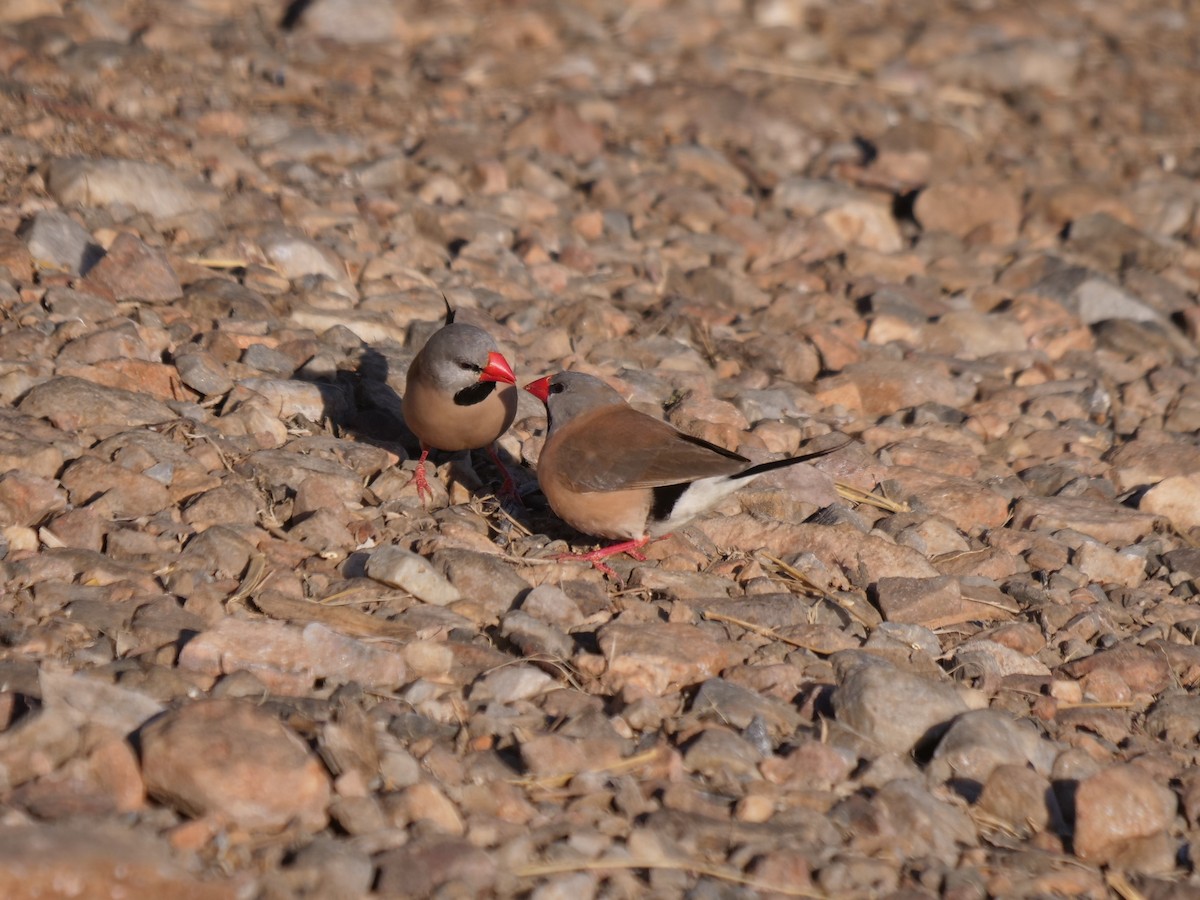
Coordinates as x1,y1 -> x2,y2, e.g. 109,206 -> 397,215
454,381 -> 497,407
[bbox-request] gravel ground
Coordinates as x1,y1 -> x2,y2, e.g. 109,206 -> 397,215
2,0 -> 1200,897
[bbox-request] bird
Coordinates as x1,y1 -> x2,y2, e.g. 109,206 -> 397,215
401,300 -> 519,504
524,370 -> 846,577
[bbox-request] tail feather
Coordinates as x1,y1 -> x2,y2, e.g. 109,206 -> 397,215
733,437 -> 851,481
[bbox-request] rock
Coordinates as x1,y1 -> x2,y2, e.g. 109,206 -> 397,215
874,575 -> 1014,629
19,209 -> 103,274
596,622 -> 744,699
140,698 -> 331,833
1073,539 -> 1146,587
0,471 -> 67,528
814,358 -> 974,417
19,376 -> 176,431
681,728 -> 762,779
258,228 -> 355,297
1060,644 -> 1172,696
690,677 -> 802,736
374,838 -> 497,897
60,456 -> 172,519
471,665 -> 556,704
83,232 -> 182,302
1073,764 -> 1177,867
286,838 -> 374,900
1140,473 -> 1200,533
432,548 -> 531,615
915,178 -> 1021,244
850,778 -> 978,865
499,610 -> 573,660
772,178 -> 902,253
928,709 -> 1059,786
695,519 -> 939,582
519,583 -> 585,629
178,618 -> 407,694
175,350 -> 234,396
46,158 -> 212,219
1011,496 -> 1164,546
366,545 -> 461,606
289,0 -> 404,42
831,658 -> 970,754
0,823 -> 234,899
976,765 -> 1062,834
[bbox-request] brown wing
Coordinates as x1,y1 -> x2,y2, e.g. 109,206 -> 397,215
555,406 -> 748,493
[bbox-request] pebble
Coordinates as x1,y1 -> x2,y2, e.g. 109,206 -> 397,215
19,209 -> 103,274
45,157 -> 213,219
179,618 -> 407,693
1072,764 -> 1177,868
928,709 -> 1059,785
140,698 -> 331,833
831,658 -> 970,755
365,545 -> 462,606
83,231 -> 182,302
0,823 -> 235,899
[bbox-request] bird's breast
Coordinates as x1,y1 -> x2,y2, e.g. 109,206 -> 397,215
402,378 -> 517,452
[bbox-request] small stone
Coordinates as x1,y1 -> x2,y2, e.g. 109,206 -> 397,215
258,228 -> 355,297
597,622 -> 744,699
83,232 -> 182,302
175,351 -> 234,396
140,698 -> 331,833
928,709 -> 1058,785
375,838 -> 497,897
366,545 -> 462,606
471,665 -> 556,704
60,456 -> 172,519
520,580 -> 585,628
914,178 -> 1021,244
291,0 -> 404,42
976,764 -> 1061,834
1073,764 -> 1176,866
1073,540 -> 1146,587
690,677 -> 801,735
1061,644 -> 1172,696
681,728 -> 762,779
0,471 -> 67,528
46,157 -> 212,219
1011,496 -> 1163,546
20,209 -> 103,274
0,823 -> 233,899
179,618 -> 407,694
19,376 -> 176,431
1141,473 -> 1200,533
432,548 -> 531,615
287,838 -> 374,900
832,658 -> 970,754
854,778 -> 978,865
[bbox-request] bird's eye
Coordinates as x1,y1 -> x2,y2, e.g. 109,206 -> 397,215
549,382 -> 565,394
459,361 -> 480,372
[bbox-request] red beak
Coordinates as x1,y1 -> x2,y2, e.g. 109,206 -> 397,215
524,376 -> 550,402
480,351 -> 517,385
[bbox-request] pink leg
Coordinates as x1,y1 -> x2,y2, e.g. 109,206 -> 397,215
486,443 -> 524,508
556,536 -> 652,580
405,449 -> 433,505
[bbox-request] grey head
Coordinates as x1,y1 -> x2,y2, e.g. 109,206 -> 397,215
528,371 -> 625,434
415,323 -> 514,394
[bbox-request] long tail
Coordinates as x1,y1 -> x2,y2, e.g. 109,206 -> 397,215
733,436 -> 852,481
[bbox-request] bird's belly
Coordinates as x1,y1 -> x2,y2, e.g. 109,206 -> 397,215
544,483 -> 650,542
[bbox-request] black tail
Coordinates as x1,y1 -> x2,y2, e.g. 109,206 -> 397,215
733,437 -> 851,481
